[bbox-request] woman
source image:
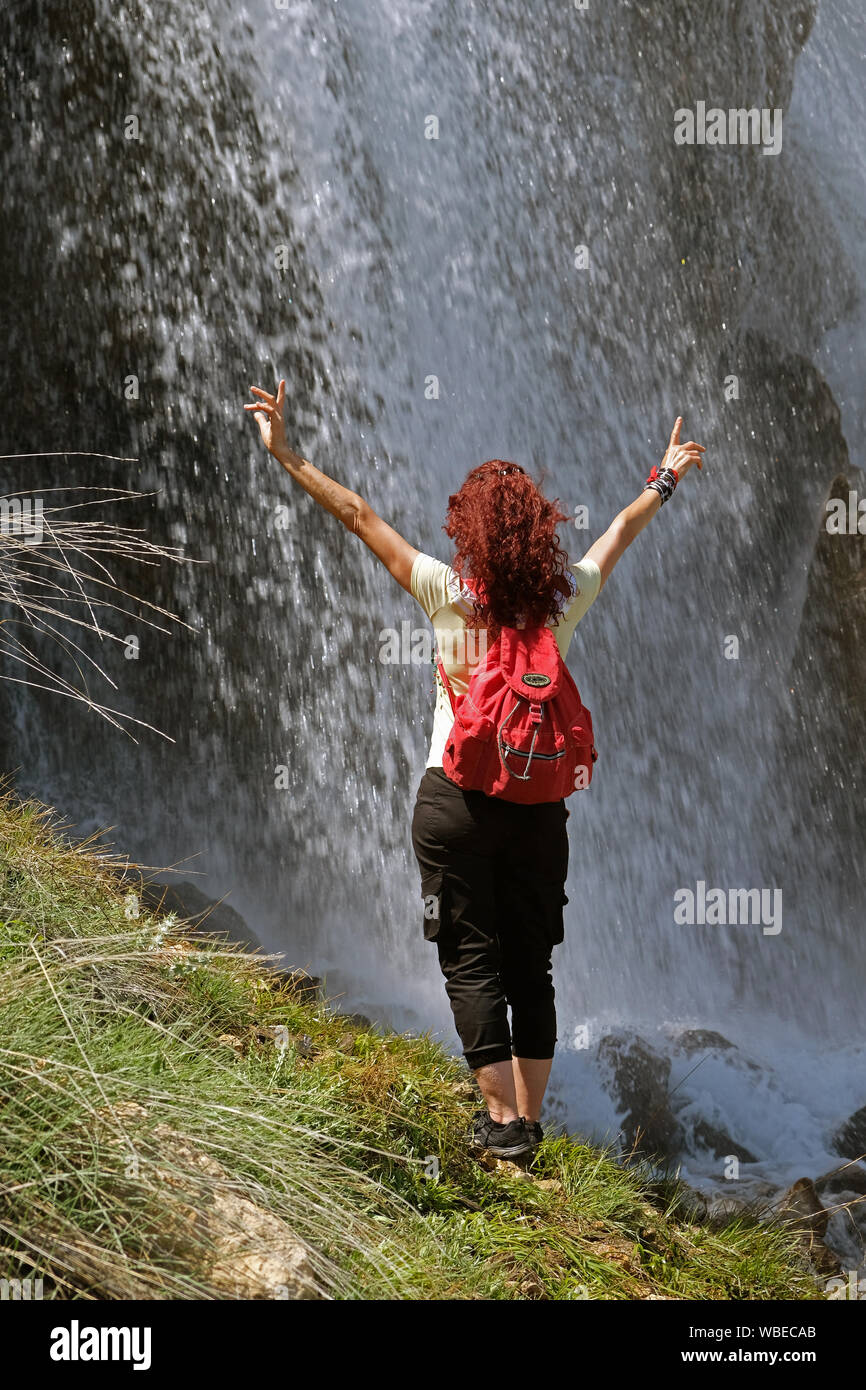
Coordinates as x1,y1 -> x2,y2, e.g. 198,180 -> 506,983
246,381 -> 705,1159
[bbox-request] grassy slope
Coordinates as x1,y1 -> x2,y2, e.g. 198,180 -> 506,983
0,789 -> 821,1301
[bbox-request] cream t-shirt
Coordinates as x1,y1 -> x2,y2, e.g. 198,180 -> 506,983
410,552 -> 602,769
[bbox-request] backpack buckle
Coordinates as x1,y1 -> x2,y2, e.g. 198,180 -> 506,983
529,701 -> 543,725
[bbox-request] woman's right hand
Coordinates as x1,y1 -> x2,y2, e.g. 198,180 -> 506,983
244,379 -> 289,459
660,416 -> 706,480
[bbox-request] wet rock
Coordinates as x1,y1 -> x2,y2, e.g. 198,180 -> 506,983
774,1177 -> 841,1277
669,1027 -> 766,1076
777,1177 -> 829,1237
813,1167 -> 866,1274
691,1118 -> 758,1165
597,1031 -> 683,1161
795,473 -> 866,736
672,1029 -> 737,1057
781,465 -> 866,928
831,1105 -> 866,1162
815,1162 -> 866,1197
821,1213 -> 866,1281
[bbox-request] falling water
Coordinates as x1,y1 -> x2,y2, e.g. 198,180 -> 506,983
1,0 -> 864,1182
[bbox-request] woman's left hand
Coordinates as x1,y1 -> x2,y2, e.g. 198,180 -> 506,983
660,416 -> 705,481
244,379 -> 288,458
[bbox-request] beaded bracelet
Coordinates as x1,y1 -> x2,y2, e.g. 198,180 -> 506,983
643,465 -> 678,505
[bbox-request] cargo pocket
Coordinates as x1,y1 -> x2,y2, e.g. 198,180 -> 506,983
420,869 -> 447,943
541,883 -> 568,948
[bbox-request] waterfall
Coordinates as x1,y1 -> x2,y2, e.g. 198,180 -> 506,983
1,0 -> 864,1178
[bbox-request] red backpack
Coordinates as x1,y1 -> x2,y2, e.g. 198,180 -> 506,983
436,625 -> 597,804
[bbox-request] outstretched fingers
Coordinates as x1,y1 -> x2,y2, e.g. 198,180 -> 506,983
249,385 -> 276,405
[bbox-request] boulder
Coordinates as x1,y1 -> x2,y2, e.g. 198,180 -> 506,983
669,1028 -> 764,1075
774,1177 -> 841,1277
776,1176 -> 829,1237
815,1162 -> 866,1197
831,1105 -> 866,1162
597,1031 -> 683,1161
672,1029 -> 736,1057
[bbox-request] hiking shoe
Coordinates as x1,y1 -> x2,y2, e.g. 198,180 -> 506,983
468,1108 -> 534,1160
524,1120 -> 544,1151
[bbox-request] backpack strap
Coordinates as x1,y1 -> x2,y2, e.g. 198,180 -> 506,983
436,570 -> 479,713
436,657 -> 457,714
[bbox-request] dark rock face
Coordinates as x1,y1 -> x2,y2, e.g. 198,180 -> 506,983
597,1031 -> 682,1161
601,1029 -> 763,1166
791,472 -> 866,758
831,1105 -> 866,1163
815,1163 -> 866,1197
787,466 -> 866,740
138,876 -> 327,1002
0,0 -> 332,918
139,878 -> 264,953
770,460 -> 866,1007
671,1029 -> 737,1057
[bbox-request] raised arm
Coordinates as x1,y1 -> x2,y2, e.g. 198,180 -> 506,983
245,379 -> 418,593
582,417 -> 706,590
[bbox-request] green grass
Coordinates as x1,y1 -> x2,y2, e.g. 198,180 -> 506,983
0,786 -> 822,1300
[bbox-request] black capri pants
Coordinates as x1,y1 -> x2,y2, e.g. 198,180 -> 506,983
411,766 -> 570,1071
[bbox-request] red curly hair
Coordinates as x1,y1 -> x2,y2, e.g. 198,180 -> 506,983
444,460 -> 572,636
